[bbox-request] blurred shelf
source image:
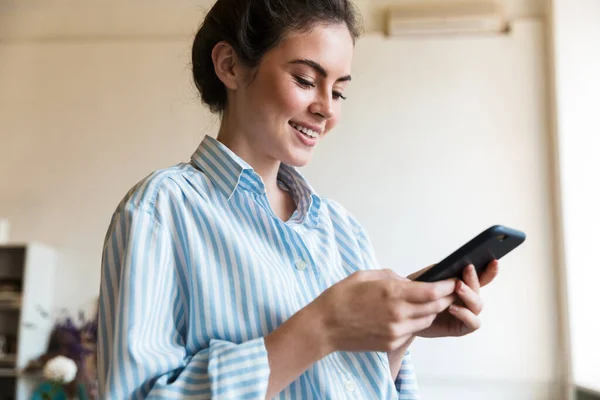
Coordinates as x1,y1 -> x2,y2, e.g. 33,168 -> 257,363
0,354 -> 16,369
0,354 -> 16,363
0,293 -> 22,311
0,293 -> 21,301
0,304 -> 21,311
0,243 -> 56,400
0,368 -> 17,377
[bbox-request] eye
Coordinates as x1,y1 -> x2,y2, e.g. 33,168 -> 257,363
293,75 -> 315,89
333,91 -> 347,101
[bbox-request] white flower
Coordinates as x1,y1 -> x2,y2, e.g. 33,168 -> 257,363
42,356 -> 78,384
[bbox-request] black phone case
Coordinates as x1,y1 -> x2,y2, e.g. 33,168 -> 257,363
414,225 -> 526,282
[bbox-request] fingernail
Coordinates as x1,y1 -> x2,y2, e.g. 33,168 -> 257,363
449,305 -> 458,313
456,281 -> 464,292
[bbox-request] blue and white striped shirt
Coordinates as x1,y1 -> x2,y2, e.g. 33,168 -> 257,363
98,135 -> 419,399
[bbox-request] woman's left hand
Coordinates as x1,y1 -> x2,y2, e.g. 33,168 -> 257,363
412,260 -> 499,338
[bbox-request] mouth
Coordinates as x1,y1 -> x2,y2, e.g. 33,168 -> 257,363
289,121 -> 321,140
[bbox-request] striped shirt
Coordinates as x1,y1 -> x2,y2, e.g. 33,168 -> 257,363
98,135 -> 419,399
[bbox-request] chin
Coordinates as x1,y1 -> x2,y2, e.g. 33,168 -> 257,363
282,149 -> 314,168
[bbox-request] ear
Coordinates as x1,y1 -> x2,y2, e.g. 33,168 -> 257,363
212,41 -> 240,90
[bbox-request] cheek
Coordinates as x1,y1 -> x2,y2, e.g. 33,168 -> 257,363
277,84 -> 311,115
248,75 -> 298,116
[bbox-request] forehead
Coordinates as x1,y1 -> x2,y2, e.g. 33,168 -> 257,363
267,23 -> 354,75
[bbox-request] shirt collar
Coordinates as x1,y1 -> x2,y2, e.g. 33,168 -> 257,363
190,135 -> 321,226
277,163 -> 322,227
191,135 -> 261,199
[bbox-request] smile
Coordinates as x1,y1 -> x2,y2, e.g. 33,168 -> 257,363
289,121 -> 319,139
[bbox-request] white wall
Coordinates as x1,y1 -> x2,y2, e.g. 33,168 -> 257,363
0,39 -> 211,310
0,3 -> 562,399
550,0 -> 600,394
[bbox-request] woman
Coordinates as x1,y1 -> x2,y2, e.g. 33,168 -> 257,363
97,0 -> 499,398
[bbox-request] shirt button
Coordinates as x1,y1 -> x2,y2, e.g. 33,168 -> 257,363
344,379 -> 355,392
295,260 -> 307,271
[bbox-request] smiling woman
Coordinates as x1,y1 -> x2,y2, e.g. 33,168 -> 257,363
207,22 -> 354,170
194,14 -> 355,172
97,0 -> 498,399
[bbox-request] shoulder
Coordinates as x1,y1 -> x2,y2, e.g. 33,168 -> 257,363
112,162 -> 210,220
319,197 -> 364,235
319,197 -> 380,269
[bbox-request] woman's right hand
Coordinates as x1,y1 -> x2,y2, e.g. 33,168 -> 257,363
312,269 -> 456,354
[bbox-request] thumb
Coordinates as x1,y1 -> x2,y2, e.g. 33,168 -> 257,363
407,264 -> 436,280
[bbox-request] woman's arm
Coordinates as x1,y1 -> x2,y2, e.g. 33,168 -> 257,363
263,302 -> 331,399
387,336 -> 415,380
99,202 -> 345,400
99,204 -> 274,399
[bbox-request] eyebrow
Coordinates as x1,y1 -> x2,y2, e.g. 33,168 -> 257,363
289,59 -> 352,82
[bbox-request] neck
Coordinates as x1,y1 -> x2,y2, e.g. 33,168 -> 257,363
216,114 -> 281,195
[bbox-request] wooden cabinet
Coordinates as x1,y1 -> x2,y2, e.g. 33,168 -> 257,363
0,244 -> 55,400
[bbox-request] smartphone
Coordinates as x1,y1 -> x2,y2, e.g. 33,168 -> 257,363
413,225 -> 526,282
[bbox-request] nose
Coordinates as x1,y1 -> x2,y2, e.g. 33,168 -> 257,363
309,91 -> 334,120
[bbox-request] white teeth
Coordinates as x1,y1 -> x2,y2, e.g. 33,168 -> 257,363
291,122 -> 318,138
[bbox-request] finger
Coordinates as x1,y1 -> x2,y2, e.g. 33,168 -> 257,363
448,304 -> 481,333
479,260 -> 499,287
407,294 -> 455,318
398,279 -> 457,303
455,280 -> 483,315
404,314 -> 437,335
462,264 -> 480,294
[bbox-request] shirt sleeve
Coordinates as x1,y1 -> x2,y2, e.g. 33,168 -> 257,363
98,204 -> 271,399
394,350 -> 420,399
351,217 -> 420,399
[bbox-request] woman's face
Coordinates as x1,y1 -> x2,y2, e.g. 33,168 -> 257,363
232,23 -> 354,167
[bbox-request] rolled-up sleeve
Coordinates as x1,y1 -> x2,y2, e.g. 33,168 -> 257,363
98,204 -> 271,399
394,350 -> 420,399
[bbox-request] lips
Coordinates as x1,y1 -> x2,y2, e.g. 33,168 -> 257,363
290,122 -> 318,147
289,121 -> 321,138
